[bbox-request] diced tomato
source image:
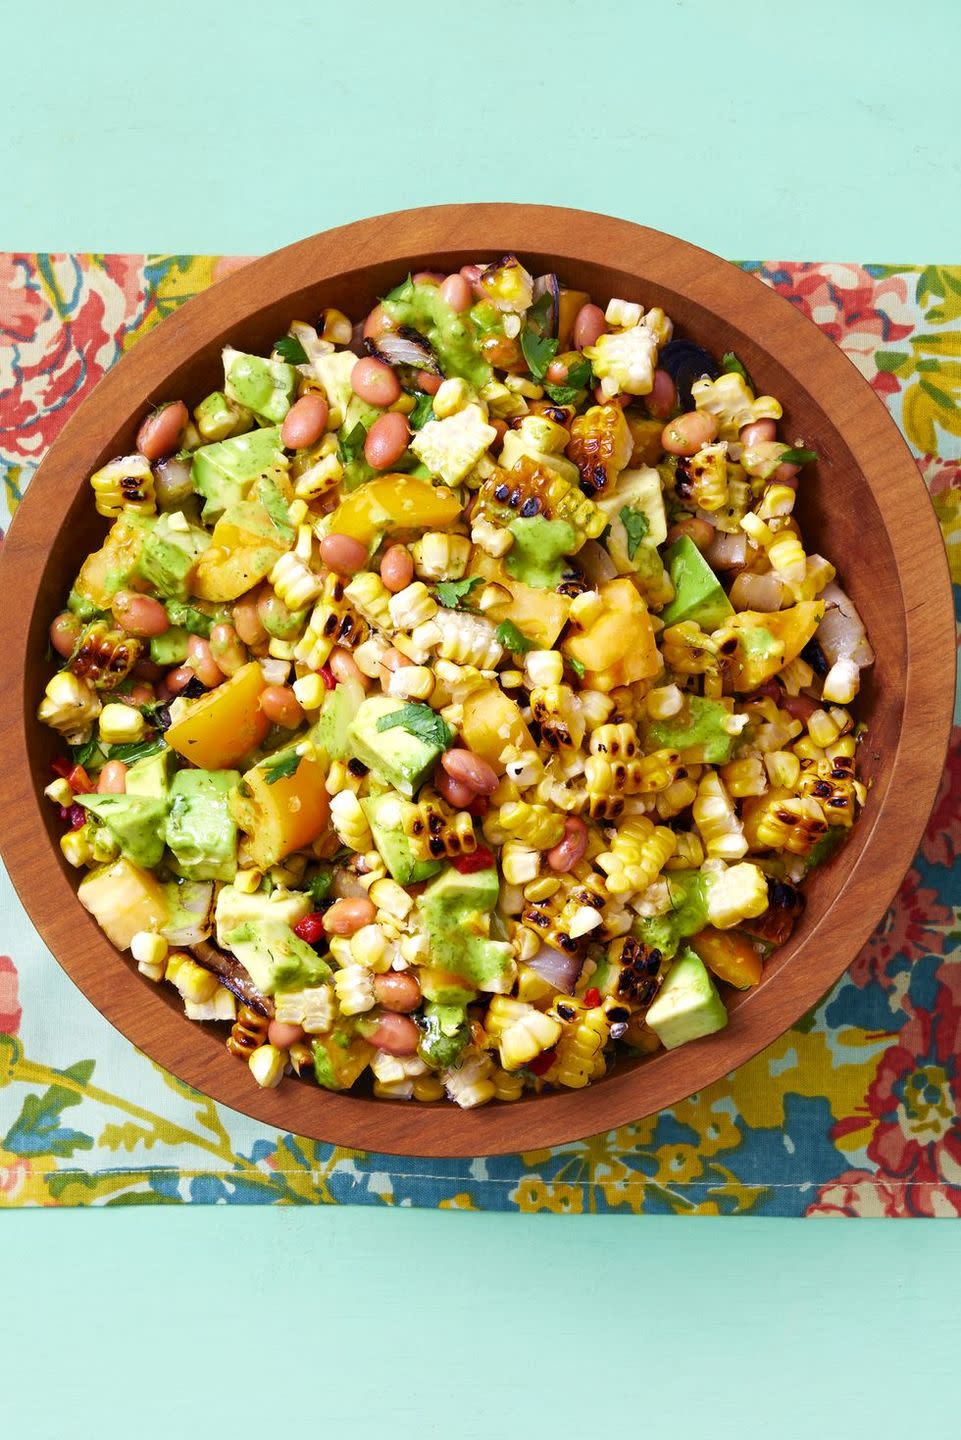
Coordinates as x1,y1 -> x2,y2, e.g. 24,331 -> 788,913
51,757 -> 73,779
452,847 -> 495,874
293,913 -> 327,946
527,1049 -> 556,1076
67,765 -> 94,794
584,986 -> 601,1008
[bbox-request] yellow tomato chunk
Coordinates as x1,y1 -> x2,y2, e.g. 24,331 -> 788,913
165,662 -> 270,770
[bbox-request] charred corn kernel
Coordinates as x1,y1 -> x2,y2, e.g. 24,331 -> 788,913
433,377 -> 473,418
98,703 -> 145,745
343,571 -> 391,628
826,733 -> 856,761
387,665 -> 434,701
334,964 -> 376,1015
410,532 -> 471,581
748,791 -> 829,855
721,754 -> 768,797
521,865 -> 608,953
646,684 -> 684,720
131,932 -> 168,968
764,750 -> 801,790
44,777 -> 74,807
413,1074 -> 446,1103
89,455 -> 156,517
504,749 -> 544,788
477,456 -> 606,541
402,790 -> 477,861
368,879 -> 412,922
706,862 -> 770,929
589,722 -> 640,758
693,771 -> 748,860
69,621 -> 141,691
757,481 -> 797,519
249,1043 -> 285,1089
433,608 -> 503,668
586,748 -> 683,801
583,318 -> 660,400
568,905 -> 602,938
291,672 -> 325,711
270,552 -> 323,611
684,442 -> 730,512
691,371 -> 782,439
661,621 -> 718,675
663,830 -> 705,869
530,683 -> 585,751
524,649 -> 564,687
329,790 -> 373,851
167,955 -> 219,1004
596,815 -> 677,896
349,924 -> 390,972
471,516 -> 513,557
295,574 -> 365,669
352,636 -> 390,678
498,801 -> 565,850
60,829 -> 93,868
492,1067 -> 524,1101
547,1003 -> 611,1088
497,1006 -> 563,1071
501,841 -> 540,885
798,755 -> 857,828
807,709 -> 841,747
324,760 -> 360,796
38,671 -> 102,743
387,582 -> 437,631
509,923 -> 543,964
443,1049 -> 496,1108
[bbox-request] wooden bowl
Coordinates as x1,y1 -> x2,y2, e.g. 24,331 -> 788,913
0,206 -> 954,1157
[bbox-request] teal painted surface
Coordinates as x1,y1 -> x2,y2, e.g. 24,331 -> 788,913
4,0 -> 961,1432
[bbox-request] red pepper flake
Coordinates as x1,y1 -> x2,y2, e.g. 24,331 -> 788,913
451,847 -> 495,874
584,986 -> 601,1008
67,764 -> 94,794
69,804 -> 88,830
320,665 -> 337,691
293,913 -> 327,946
527,1048 -> 556,1076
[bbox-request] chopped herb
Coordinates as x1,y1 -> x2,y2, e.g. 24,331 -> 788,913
495,620 -> 535,653
273,335 -> 309,365
408,392 -> 435,430
435,576 -> 484,609
721,351 -> 753,388
544,358 -> 593,405
263,751 -> 302,785
70,739 -> 102,768
338,421 -> 369,465
384,274 -> 414,303
309,868 -> 334,904
376,703 -> 453,749
619,506 -> 650,560
105,736 -> 166,765
520,329 -> 558,382
526,290 -> 554,335
778,446 -> 819,465
567,656 -> 586,678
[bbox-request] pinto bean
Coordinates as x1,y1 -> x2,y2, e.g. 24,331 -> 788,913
661,410 -> 719,456
547,817 -> 588,873
50,612 -> 81,657
365,1012 -> 420,1056
282,393 -> 329,450
573,303 -> 606,350
136,401 -> 188,461
351,356 -> 401,407
111,591 -> 169,638
372,972 -> 422,1013
364,412 -> 410,470
319,532 -> 368,575
440,748 -> 499,796
380,544 -> 414,593
323,898 -> 376,936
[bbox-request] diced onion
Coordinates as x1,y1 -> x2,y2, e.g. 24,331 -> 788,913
729,570 -> 785,612
162,882 -> 215,945
817,582 -> 875,667
528,945 -> 584,995
705,530 -> 747,570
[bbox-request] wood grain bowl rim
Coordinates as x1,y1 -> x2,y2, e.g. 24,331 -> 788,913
0,205 -> 953,1158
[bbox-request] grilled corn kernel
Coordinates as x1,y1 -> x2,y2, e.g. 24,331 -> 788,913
524,649 -> 564,687
807,709 -> 841,748
38,671 -> 102,743
410,532 -> 472,581
334,963 -> 376,1014
350,924 -> 389,971
90,455 -> 156,517
44,777 -> 74,807
98,704 -> 145,745
646,684 -> 683,719
131,932 -> 168,968
706,862 -> 770,929
329,790 -> 373,851
693,771 -> 748,860
60,829 -> 93,868
368,878 -> 413,921
764,750 -> 801,790
501,841 -> 541,886
433,377 -> 472,418
471,517 -> 514,557
387,665 -> 434,701
167,955 -> 219,1004
249,1043 -> 286,1088
388,582 -> 438,630
292,672 -> 325,711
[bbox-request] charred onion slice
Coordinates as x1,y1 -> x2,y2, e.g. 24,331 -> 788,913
189,940 -> 274,1018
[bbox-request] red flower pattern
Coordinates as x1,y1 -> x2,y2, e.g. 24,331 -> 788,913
848,867 -> 954,991
0,954 -> 21,1035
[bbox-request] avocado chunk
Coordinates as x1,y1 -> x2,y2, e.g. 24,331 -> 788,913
124,750 -> 172,800
418,1002 -> 470,1069
150,627 -> 190,666
383,278 -> 491,387
645,947 -> 728,1049
215,882 -> 311,944
646,694 -> 738,764
165,769 -> 240,882
313,674 -> 367,762
347,695 -> 445,798
596,465 -> 668,573
635,870 -> 709,960
78,793 -> 167,868
223,347 -> 297,425
418,866 -> 514,993
191,426 -> 283,522
136,511 -> 210,601
659,535 -> 734,630
225,918 -> 332,997
505,516 -> 577,589
418,968 -> 478,1006
362,791 -> 442,885
312,1029 -> 373,1091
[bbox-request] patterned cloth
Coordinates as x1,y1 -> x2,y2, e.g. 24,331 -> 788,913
1,255 -> 958,1215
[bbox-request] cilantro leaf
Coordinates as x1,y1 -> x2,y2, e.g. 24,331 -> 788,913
495,620 -> 535,653
544,358 -> 593,406
263,751 -> 302,785
526,290 -> 554,335
309,868 -> 334,904
619,506 -> 650,560
520,329 -> 558,382
338,421 -> 368,465
778,446 -> 819,465
273,335 -> 309,365
408,392 -> 435,430
567,656 -> 586,679
435,576 -> 484,609
376,703 -> 453,749
105,737 -> 166,765
721,351 -> 753,388
70,740 -> 101,768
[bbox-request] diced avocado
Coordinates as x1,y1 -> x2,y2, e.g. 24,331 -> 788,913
191,426 -> 283,521
417,1001 -> 470,1069
362,791 -> 442,885
225,918 -> 331,997
504,516 -> 577,589
312,1029 -> 373,1091
659,535 -> 734,630
222,346 -> 297,424
419,866 -> 514,993
124,750 -> 172,800
646,694 -> 738,765
136,511 -> 210,601
194,390 -> 253,440
596,465 -> 668,572
311,674 -> 367,762
347,695 -> 445,798
150,626 -> 190,666
215,882 -> 311,945
165,769 -> 240,882
67,589 -> 107,621
645,946 -> 728,1049
78,793 -> 167,868
418,968 -> 478,1006
252,474 -> 295,543
383,278 -> 491,387
311,351 -> 357,423
635,871 -> 709,960
164,600 -> 218,637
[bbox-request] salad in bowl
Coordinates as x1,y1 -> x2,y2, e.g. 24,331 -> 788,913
36,255 -> 874,1108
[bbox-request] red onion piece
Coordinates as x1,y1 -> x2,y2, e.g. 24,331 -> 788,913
528,945 -> 584,995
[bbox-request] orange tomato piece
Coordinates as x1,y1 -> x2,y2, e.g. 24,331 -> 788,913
690,927 -> 764,989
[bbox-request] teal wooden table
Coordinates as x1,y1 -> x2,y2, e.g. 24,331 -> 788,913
4,2 -> 960,1434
